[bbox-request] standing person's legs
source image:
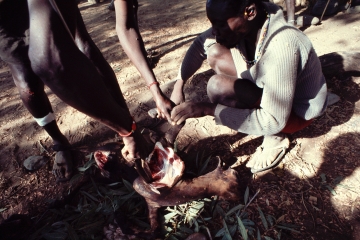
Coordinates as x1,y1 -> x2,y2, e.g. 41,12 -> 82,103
27,0 -> 150,174
0,0 -> 73,182
27,0 -> 132,132
71,3 -> 128,110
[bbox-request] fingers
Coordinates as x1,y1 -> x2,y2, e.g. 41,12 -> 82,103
170,105 -> 188,125
121,147 -> 135,162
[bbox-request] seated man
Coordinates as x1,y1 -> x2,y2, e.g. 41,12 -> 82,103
0,0 -> 150,181
169,0 -> 328,173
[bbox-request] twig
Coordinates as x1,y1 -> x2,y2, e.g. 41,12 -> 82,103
301,192 -> 315,229
237,188 -> 260,216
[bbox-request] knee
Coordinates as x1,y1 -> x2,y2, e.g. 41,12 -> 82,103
11,64 -> 44,95
207,44 -> 223,69
207,75 -> 223,103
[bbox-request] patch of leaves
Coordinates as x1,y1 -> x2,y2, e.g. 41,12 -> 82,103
28,154 -> 149,240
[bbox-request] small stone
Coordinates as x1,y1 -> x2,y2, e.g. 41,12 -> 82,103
23,155 -> 49,171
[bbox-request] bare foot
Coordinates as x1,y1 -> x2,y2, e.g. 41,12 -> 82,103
52,150 -> 73,183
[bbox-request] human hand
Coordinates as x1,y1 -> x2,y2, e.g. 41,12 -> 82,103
121,130 -> 152,164
170,101 -> 216,125
154,93 -> 175,122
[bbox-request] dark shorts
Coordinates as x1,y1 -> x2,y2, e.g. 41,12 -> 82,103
0,0 -> 29,64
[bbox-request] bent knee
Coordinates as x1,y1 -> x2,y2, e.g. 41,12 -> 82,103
207,44 -> 224,69
207,75 -> 223,102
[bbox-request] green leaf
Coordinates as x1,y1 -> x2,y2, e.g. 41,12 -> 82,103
198,155 -> 211,176
122,179 -> 134,192
264,236 -> 275,240
78,157 -> 95,172
276,225 -> 300,233
77,220 -> 104,231
236,216 -> 248,240
257,206 -> 268,230
90,177 -> 104,198
222,219 -> 233,240
320,173 -> 327,183
215,227 -> 225,237
277,229 -> 282,240
179,227 -> 193,234
244,186 -> 250,205
69,174 -> 83,185
0,208 -> 7,213
194,219 -> 199,232
242,219 -> 255,226
195,152 -> 200,169
226,203 -> 244,216
64,223 -> 79,240
80,191 -> 99,202
326,185 -> 337,195
229,224 -> 237,236
42,233 -> 67,240
215,203 -> 226,218
174,140 -> 178,153
257,228 -> 261,240
167,235 -> 179,240
106,182 -> 122,187
266,215 -> 275,226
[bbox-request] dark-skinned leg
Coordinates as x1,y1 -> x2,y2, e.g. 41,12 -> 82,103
72,4 -> 128,110
206,44 -> 262,108
27,0 -> 150,169
27,0 -> 132,132
10,62 -> 73,181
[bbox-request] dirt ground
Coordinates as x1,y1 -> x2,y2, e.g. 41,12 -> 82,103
0,0 -> 360,239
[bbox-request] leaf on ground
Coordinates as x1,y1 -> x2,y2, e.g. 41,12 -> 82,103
179,226 -> 194,234
222,219 -> 233,240
226,203 -> 244,216
257,206 -> 268,230
325,185 -> 337,195
244,186 -> 249,205
257,228 -> 261,240
236,216 -> 248,240
320,173 -> 327,183
276,225 -> 301,233
264,236 -> 275,240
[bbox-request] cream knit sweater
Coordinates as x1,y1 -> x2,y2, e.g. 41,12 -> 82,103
178,2 -> 328,136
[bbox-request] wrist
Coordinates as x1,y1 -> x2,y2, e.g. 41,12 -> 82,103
119,117 -> 136,137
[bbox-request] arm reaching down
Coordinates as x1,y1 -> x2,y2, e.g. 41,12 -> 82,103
114,0 -> 174,120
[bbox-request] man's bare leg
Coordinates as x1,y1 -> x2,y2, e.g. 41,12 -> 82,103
27,0 -> 132,131
10,62 -> 73,181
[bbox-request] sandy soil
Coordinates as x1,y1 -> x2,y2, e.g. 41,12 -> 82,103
0,0 -> 359,239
